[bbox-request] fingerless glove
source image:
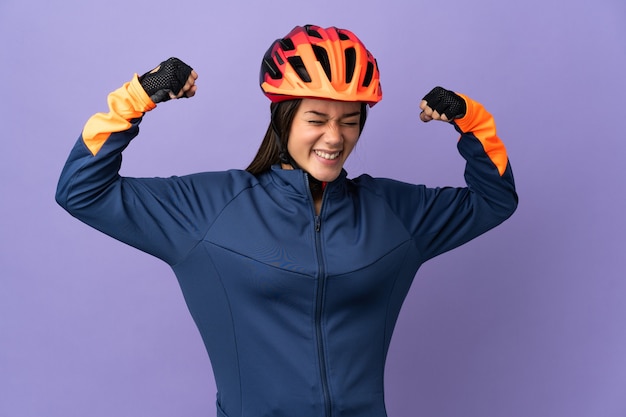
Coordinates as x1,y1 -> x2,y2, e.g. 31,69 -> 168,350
422,86 -> 466,120
139,57 -> 193,103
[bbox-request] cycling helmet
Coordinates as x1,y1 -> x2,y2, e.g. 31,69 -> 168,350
260,24 -> 382,106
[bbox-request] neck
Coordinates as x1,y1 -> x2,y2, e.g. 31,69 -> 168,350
281,163 -> 325,214
308,175 -> 325,215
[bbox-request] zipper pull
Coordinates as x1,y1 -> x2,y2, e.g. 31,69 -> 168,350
314,216 -> 321,232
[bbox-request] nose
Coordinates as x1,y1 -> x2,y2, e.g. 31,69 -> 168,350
323,121 -> 343,145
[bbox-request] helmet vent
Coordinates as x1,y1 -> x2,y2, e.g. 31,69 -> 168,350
344,47 -> 356,83
274,51 -> 284,65
262,49 -> 282,80
280,38 -> 295,51
362,61 -> 374,87
337,30 -> 350,41
306,27 -> 323,39
312,45 -> 332,81
287,56 -> 312,82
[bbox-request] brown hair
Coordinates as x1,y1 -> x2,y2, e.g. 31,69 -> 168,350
246,100 -> 369,176
246,99 -> 302,175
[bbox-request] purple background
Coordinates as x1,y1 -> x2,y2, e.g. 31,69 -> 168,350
1,0 -> 625,416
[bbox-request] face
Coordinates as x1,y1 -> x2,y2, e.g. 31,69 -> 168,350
286,99 -> 362,182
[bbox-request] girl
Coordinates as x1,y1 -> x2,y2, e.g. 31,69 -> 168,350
57,24 -> 517,417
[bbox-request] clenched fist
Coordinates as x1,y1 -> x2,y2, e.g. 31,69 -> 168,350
139,57 -> 198,103
419,86 -> 466,123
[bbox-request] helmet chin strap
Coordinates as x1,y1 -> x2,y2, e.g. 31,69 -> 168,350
270,105 -> 299,169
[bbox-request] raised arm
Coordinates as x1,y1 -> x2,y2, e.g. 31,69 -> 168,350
372,86 -> 518,261
419,86 -> 517,257
55,59 -> 213,265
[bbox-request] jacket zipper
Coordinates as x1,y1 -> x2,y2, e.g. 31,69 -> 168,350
314,214 -> 332,417
308,174 -> 332,417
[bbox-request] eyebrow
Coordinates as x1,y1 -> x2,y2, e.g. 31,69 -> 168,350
304,110 -> 361,118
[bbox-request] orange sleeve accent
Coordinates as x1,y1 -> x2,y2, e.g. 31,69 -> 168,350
82,74 -> 156,156
454,93 -> 508,176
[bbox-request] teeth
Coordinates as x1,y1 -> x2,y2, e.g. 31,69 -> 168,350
314,150 -> 340,160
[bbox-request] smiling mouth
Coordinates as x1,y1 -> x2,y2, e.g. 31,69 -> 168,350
314,150 -> 341,160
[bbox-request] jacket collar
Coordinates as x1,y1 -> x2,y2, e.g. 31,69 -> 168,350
267,165 -> 348,197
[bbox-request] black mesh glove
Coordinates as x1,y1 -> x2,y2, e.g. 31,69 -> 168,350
139,57 -> 193,103
422,86 -> 466,121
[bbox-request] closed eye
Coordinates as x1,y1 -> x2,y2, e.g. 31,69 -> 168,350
340,118 -> 360,126
303,111 -> 360,127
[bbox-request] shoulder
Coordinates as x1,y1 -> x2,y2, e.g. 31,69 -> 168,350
349,173 -> 424,194
178,169 -> 260,187
160,169 -> 262,205
345,174 -> 432,212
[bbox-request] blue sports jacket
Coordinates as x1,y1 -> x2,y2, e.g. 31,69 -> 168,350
56,75 -> 517,417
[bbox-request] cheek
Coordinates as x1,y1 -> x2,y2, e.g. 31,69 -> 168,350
343,135 -> 360,156
287,134 -> 312,158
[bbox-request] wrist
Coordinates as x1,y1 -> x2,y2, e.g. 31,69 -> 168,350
129,74 -> 157,112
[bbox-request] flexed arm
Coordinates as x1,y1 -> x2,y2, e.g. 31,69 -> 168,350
55,59 -> 209,265
79,58 -> 197,156
419,86 -> 509,177
375,86 -> 517,261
